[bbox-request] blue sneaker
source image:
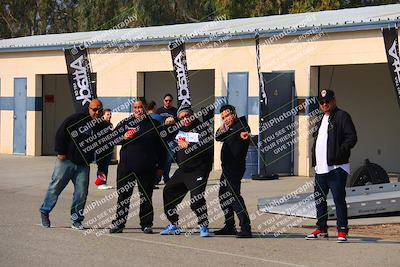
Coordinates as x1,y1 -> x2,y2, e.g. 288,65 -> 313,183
160,224 -> 181,235
200,226 -> 210,237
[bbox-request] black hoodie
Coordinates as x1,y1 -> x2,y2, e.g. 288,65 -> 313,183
169,118 -> 213,175
55,112 -> 112,168
113,115 -> 166,173
215,116 -> 250,174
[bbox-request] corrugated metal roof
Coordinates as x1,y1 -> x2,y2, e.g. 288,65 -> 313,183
0,4 -> 399,53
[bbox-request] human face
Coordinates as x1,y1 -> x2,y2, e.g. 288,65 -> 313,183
221,109 -> 236,128
133,101 -> 144,118
164,96 -> 173,108
88,100 -> 103,119
319,99 -> 336,115
103,111 -> 112,122
178,111 -> 192,127
148,104 -> 156,114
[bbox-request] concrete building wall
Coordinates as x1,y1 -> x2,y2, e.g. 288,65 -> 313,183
0,29 -> 396,176
320,64 -> 400,173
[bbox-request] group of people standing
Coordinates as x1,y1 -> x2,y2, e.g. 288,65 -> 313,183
39,89 -> 357,242
39,94 -> 253,238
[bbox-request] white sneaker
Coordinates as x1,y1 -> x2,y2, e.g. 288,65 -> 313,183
97,184 -> 113,190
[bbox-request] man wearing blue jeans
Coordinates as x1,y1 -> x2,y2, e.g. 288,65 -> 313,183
306,90 -> 357,242
39,99 -> 112,230
40,159 -> 90,227
156,93 -> 178,184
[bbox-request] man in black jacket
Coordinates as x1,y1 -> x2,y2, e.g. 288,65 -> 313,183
110,100 -> 165,234
39,99 -> 112,230
306,90 -> 357,243
214,105 -> 252,238
160,105 -> 213,237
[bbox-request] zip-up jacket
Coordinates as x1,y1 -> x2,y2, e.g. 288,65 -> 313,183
311,107 -> 357,167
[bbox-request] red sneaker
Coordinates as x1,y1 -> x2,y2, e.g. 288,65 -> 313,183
337,232 -> 348,243
95,173 -> 107,186
305,229 -> 328,240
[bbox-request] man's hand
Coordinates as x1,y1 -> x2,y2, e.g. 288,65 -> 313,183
178,140 -> 189,149
240,131 -> 250,140
123,131 -> 135,140
165,117 -> 175,126
156,169 -> 163,177
57,154 -> 66,160
217,124 -> 228,135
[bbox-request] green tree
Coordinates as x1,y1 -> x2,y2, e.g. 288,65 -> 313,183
0,0 -> 79,38
1,0 -> 400,39
290,0 -> 340,13
77,0 -> 124,31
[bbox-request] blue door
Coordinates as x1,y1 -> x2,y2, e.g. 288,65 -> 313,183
13,78 -> 27,155
259,72 -> 294,176
227,72 -> 248,117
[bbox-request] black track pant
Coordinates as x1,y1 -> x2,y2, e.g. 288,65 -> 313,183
113,164 -> 155,229
163,168 -> 209,227
219,170 -> 251,231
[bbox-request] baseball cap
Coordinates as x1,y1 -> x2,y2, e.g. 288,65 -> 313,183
177,104 -> 193,117
318,89 -> 335,103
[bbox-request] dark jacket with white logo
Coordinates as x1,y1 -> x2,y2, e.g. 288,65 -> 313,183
114,115 -> 166,173
55,112 -> 112,169
170,119 -> 213,175
311,107 -> 357,167
215,116 -> 250,175
156,106 -> 177,119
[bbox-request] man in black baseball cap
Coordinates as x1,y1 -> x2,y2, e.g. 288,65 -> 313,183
307,89 -> 357,243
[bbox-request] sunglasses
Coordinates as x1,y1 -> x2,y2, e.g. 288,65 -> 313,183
90,107 -> 103,113
319,100 -> 330,105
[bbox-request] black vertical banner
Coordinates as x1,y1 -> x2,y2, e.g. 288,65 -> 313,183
382,27 -> 400,108
256,30 -> 268,176
169,42 -> 191,109
64,46 -> 97,112
255,30 -> 268,115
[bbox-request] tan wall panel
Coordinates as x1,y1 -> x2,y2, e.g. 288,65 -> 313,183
0,111 -> 13,154
27,111 -> 42,155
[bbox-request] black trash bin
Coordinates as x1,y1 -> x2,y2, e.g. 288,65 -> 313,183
243,135 -> 258,179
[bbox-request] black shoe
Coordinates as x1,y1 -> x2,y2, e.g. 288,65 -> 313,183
71,221 -> 84,230
40,212 -> 51,228
236,230 -> 252,238
214,226 -> 237,235
142,227 -> 153,234
109,227 -> 123,234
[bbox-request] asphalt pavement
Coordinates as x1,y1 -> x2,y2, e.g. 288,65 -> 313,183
0,155 -> 399,267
